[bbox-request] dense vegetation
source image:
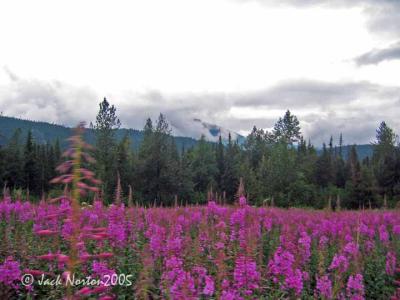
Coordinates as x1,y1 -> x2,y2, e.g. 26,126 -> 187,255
1,199 -> 399,299
0,98 -> 399,209
0,115 -> 399,300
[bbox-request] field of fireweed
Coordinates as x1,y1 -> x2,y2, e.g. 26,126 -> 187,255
0,126 -> 400,300
0,199 -> 399,300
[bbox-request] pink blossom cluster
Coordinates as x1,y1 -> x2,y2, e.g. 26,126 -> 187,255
0,197 -> 399,298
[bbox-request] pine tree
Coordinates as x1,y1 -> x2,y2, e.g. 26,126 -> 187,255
244,126 -> 269,169
215,135 -> 225,190
189,135 -> 217,201
92,98 -> 121,202
372,121 -> 397,204
273,110 -> 301,144
136,114 -> 181,205
116,133 -> 133,199
23,130 -> 39,195
3,129 -> 24,191
345,145 -> 363,208
221,133 -> 240,202
314,143 -> 332,188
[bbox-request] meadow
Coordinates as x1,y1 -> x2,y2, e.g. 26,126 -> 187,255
0,197 -> 399,299
0,125 -> 399,300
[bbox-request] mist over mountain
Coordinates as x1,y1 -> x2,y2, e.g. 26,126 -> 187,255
170,118 -> 245,144
0,115 -> 373,160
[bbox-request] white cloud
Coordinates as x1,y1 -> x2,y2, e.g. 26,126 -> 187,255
0,0 -> 399,146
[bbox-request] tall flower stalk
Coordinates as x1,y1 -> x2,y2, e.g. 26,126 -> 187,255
49,123 -> 101,298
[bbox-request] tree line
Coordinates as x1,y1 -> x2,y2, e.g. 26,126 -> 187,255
0,98 -> 399,209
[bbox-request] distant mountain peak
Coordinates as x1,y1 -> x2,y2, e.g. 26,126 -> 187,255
172,118 -> 245,144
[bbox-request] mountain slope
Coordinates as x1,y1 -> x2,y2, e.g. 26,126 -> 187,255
0,116 -> 198,150
0,115 -> 375,160
316,144 -> 374,161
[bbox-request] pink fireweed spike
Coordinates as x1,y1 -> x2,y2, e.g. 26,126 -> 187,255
36,229 -> 58,236
37,253 -> 58,261
91,285 -> 109,294
98,295 -> 114,300
76,287 -> 93,296
57,254 -> 70,263
95,252 -> 114,259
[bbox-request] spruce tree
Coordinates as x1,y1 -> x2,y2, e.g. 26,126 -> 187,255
273,110 -> 301,144
23,130 -> 39,195
93,98 -> 121,202
221,133 -> 240,202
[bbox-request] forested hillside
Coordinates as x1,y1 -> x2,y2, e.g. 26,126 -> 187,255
0,114 -> 374,159
0,115 -> 198,150
0,99 -> 399,209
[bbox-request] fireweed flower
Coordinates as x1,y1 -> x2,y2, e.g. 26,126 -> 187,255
298,231 -> 311,264
319,235 -> 329,249
316,275 -> 333,299
379,225 -> 389,243
233,255 -> 260,295
346,274 -> 364,300
0,257 -> 21,289
239,196 -> 247,206
1,191 -> 400,298
203,275 -> 215,296
268,247 -> 305,295
344,242 -> 359,258
221,290 -> 243,300
393,225 -> 400,236
386,251 -> 396,276
329,254 -> 349,273
92,261 -> 117,285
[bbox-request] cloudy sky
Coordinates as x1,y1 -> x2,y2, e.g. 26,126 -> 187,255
0,0 -> 399,145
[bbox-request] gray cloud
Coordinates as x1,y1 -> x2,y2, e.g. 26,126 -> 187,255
0,68 -> 99,126
233,79 -> 399,108
119,79 -> 400,146
239,0 -> 400,37
1,70 -> 399,146
355,41 -> 400,65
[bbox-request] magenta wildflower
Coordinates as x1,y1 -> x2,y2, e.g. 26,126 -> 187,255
92,261 -> 116,285
0,257 -> 21,288
316,275 -> 333,299
329,254 -> 349,273
346,274 -> 364,300
379,225 -> 389,243
203,276 -> 215,296
344,242 -> 359,257
298,231 -> 311,263
393,225 -> 400,236
233,255 -> 260,295
386,251 -> 396,276
284,268 -> 304,296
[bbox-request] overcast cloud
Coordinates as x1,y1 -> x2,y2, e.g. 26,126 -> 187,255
1,70 -> 399,146
0,0 -> 399,146
355,42 -> 400,66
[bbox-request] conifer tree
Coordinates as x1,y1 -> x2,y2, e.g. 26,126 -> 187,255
93,98 -> 121,202
273,110 -> 301,144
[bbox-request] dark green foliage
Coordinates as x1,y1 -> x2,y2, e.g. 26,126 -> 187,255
0,115 -> 198,152
363,249 -> 395,299
187,135 -> 217,200
136,114 -> 181,205
92,98 -> 121,201
221,134 -> 240,202
273,110 -> 301,144
1,106 -> 400,208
